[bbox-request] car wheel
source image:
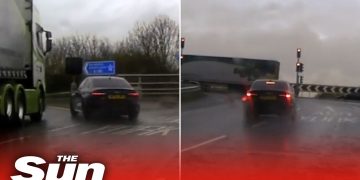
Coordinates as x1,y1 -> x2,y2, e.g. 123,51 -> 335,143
70,96 -> 80,117
128,113 -> 138,121
290,112 -> 295,121
244,110 -> 258,126
290,108 -> 297,122
128,105 -> 140,121
282,109 -> 296,122
82,103 -> 92,120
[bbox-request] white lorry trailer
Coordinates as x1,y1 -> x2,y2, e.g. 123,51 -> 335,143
0,0 -> 52,122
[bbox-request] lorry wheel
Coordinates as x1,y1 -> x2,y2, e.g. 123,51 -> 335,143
2,92 -> 14,121
30,94 -> 44,122
14,92 -> 25,123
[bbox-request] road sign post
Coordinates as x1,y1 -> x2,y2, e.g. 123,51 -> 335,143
84,60 -> 116,76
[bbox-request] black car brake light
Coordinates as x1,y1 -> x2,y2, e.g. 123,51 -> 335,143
246,92 -> 257,97
91,91 -> 106,96
279,92 -> 291,100
128,92 -> 140,97
242,91 -> 257,102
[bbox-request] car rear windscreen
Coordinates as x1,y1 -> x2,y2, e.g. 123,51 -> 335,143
92,78 -> 132,89
251,81 -> 288,91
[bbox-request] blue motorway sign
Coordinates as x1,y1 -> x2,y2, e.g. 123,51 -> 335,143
84,60 -> 116,76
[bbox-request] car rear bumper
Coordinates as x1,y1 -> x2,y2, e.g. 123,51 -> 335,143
85,99 -> 139,115
245,101 -> 294,115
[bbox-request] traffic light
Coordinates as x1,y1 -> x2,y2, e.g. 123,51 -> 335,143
300,76 -> 303,84
296,62 -> 301,72
297,48 -> 301,58
296,62 -> 304,72
181,37 -> 185,49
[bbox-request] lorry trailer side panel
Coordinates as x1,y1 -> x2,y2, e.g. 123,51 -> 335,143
0,0 -> 32,70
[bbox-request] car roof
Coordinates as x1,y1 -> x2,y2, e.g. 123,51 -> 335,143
250,79 -> 291,91
252,79 -> 289,84
85,76 -> 125,81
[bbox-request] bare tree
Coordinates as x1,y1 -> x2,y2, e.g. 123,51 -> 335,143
122,15 -> 179,71
45,15 -> 179,92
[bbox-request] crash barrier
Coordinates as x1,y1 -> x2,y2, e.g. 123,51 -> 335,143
290,83 -> 360,94
206,84 -> 229,92
118,74 -> 179,95
181,81 -> 201,93
48,74 -> 179,96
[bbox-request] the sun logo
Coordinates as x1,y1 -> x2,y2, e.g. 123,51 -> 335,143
11,155 -> 105,180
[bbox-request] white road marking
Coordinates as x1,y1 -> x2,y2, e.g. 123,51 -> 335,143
113,125 -> 153,135
0,137 -> 26,145
168,118 -> 179,123
48,106 -> 69,111
251,121 -> 268,128
310,116 -> 317,122
98,126 -> 130,134
325,106 -> 335,112
138,126 -> 178,136
335,118 -> 342,131
322,116 -> 332,122
49,124 -> 79,133
181,135 -> 227,152
81,126 -> 110,135
165,116 -> 179,123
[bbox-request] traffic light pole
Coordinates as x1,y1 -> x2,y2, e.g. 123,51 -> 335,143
295,48 -> 302,97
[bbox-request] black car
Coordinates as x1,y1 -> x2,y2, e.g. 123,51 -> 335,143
242,79 -> 296,123
70,76 -> 140,120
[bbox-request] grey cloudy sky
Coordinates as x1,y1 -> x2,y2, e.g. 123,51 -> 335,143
182,0 -> 360,86
34,0 -> 179,41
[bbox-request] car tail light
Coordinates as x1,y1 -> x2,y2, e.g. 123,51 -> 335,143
243,91 -> 256,102
128,92 -> 140,97
279,93 -> 292,100
246,92 -> 257,97
241,96 -> 248,102
91,91 -> 106,96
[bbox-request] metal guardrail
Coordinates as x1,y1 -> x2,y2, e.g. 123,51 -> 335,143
47,74 -> 179,96
290,83 -> 360,94
117,74 -> 179,95
181,81 -> 201,93
180,80 -> 360,96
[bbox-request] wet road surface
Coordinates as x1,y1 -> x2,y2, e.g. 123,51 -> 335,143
182,93 -> 360,180
0,99 -> 179,180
